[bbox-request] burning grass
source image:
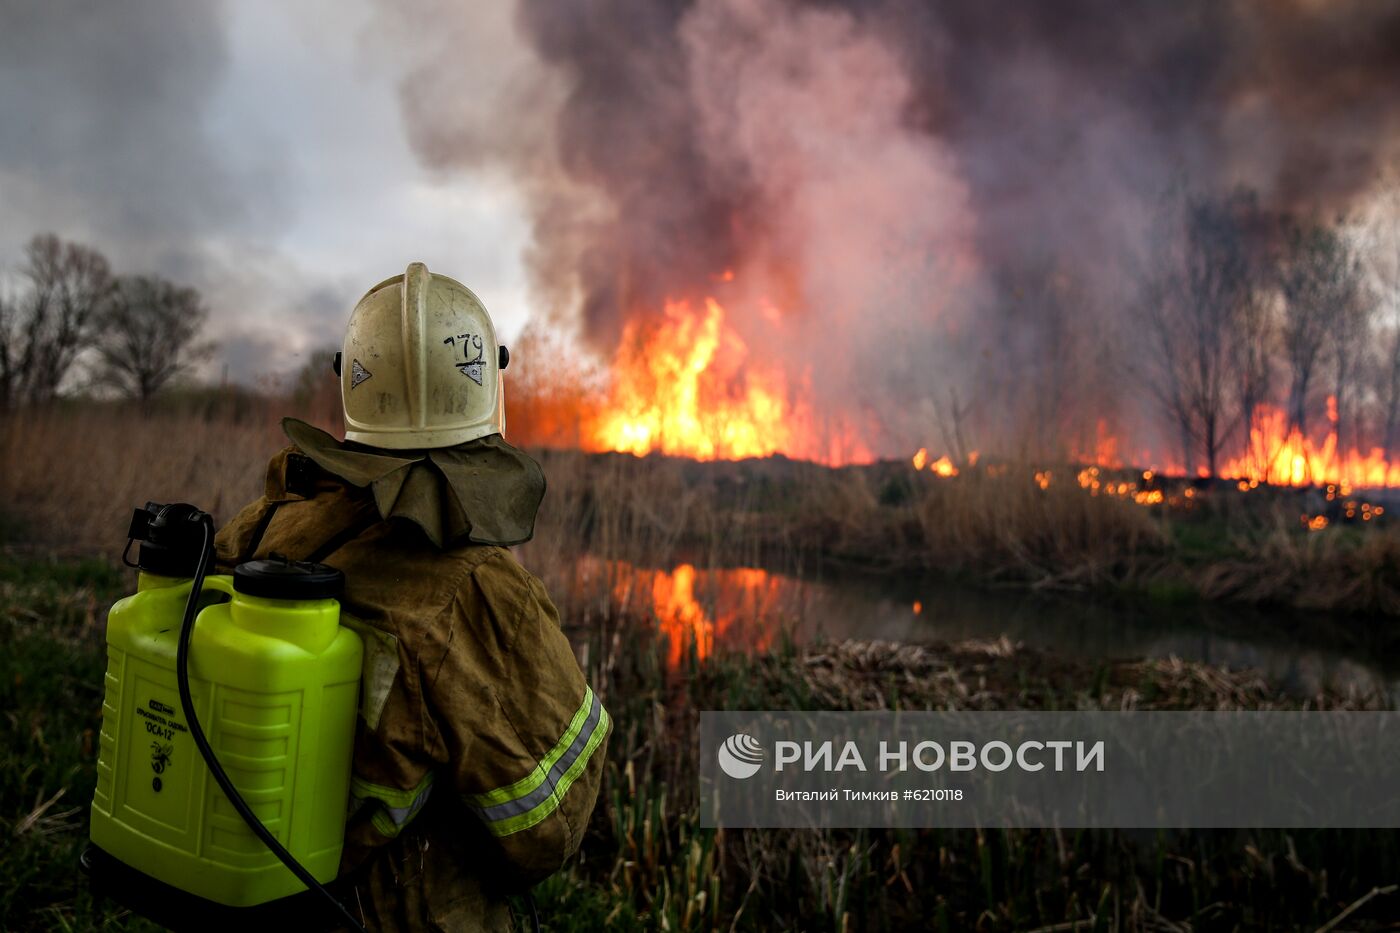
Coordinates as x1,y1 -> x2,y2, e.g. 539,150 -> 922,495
2,555 -> 1394,931
6,405 -> 1400,626
522,446 -> 1400,623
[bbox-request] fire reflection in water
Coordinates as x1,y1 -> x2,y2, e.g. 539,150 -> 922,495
558,557 -> 1394,694
572,556 -> 781,667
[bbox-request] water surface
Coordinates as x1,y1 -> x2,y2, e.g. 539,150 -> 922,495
563,555 -> 1399,698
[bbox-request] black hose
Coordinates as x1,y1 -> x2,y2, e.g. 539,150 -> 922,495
174,523 -> 368,933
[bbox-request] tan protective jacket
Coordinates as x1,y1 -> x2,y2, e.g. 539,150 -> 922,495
215,447 -> 609,931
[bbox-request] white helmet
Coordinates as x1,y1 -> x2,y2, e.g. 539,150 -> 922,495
336,261 -> 508,449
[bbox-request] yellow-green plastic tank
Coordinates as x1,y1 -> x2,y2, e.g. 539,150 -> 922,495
89,564 -> 363,906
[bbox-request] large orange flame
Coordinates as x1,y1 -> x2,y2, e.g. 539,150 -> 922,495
583,297 -> 871,465
573,294 -> 1399,487
1216,403 -> 1400,488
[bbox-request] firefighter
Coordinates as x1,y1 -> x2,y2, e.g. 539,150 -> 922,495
215,262 -> 609,931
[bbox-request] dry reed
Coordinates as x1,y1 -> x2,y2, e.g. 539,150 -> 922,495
1,405 -> 278,555
6,404 -> 1400,620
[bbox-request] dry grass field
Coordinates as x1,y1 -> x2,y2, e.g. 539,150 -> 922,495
5,402 -> 1400,625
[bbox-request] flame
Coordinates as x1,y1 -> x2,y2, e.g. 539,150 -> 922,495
911,449 -> 967,477
1077,419 -> 1122,470
575,291 -> 1400,489
910,398 -> 1400,494
1216,402 -> 1400,488
584,297 -> 871,465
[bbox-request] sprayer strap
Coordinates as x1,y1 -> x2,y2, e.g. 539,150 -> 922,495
240,501 -> 283,562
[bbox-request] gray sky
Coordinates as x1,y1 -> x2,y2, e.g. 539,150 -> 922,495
0,0 -> 532,384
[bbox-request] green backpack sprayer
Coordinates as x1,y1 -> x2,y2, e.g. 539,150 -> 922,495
82,502 -> 368,932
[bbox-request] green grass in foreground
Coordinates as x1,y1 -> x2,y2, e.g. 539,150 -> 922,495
0,557 -> 160,931
2,554 -> 1398,931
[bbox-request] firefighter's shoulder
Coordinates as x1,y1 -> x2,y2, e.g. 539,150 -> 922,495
437,544 -> 558,661
334,523 -> 542,642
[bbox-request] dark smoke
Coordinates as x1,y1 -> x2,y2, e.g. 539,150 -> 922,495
0,1 -> 260,255
0,0 -> 338,383
385,0 -> 1400,459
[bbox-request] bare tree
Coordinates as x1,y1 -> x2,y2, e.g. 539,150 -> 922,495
1141,188 -> 1261,476
1379,329 -> 1400,456
0,286 -> 17,410
933,386 -> 973,465
0,234 -> 114,406
95,275 -> 213,404
1139,260 -> 1196,473
1358,179 -> 1400,457
1226,195 -> 1278,472
1327,260 -> 1372,456
1278,219 -> 1362,439
981,256 -> 1109,463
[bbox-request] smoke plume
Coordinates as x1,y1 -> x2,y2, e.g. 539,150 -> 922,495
384,0 -> 1400,459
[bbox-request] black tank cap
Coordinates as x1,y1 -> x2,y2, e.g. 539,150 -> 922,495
129,502 -> 214,578
233,557 -> 344,601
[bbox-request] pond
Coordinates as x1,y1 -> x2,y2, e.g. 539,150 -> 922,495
560,555 -> 1400,698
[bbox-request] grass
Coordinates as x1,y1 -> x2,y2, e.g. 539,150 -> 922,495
2,552 -> 1398,931
0,406 -> 275,558
550,625 -> 1400,931
3,402 -> 1400,927
6,404 -> 1400,625
0,556 -> 160,932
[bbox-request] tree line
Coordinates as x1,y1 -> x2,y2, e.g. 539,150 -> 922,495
0,234 -> 212,409
1141,185 -> 1400,477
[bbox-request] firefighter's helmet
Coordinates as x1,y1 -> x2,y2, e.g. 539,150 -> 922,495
336,262 -> 508,449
